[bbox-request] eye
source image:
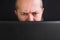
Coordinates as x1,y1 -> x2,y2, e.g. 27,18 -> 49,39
32,12 -> 38,16
21,13 -> 28,15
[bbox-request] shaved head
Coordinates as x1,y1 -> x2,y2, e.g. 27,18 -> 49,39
15,0 -> 44,21
16,0 -> 43,10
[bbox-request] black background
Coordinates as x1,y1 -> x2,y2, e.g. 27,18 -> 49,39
0,0 -> 60,21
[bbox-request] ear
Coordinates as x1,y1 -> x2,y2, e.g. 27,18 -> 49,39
41,8 -> 44,21
42,8 -> 44,14
42,8 -> 44,12
14,10 -> 17,15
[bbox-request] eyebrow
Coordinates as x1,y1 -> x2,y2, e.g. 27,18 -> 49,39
21,11 -> 38,14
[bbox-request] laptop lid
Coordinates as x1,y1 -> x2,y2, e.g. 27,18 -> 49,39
0,21 -> 60,40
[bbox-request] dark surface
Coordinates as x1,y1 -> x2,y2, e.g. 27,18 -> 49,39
0,21 -> 60,40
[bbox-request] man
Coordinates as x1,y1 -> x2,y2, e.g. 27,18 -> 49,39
15,0 -> 44,21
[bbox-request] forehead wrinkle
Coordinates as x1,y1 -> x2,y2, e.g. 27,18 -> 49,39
18,6 -> 41,13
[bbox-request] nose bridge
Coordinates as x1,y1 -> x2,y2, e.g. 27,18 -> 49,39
28,13 -> 34,21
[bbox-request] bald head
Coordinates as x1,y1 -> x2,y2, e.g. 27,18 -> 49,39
15,0 -> 44,21
16,0 -> 43,9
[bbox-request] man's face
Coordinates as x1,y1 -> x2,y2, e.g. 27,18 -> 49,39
15,0 -> 44,21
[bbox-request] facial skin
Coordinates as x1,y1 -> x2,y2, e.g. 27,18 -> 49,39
15,0 -> 44,21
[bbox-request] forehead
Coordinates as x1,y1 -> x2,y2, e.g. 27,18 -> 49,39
18,7 -> 42,13
16,0 -> 43,12
16,0 -> 42,4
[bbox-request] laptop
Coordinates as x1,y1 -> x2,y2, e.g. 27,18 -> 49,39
0,21 -> 60,40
